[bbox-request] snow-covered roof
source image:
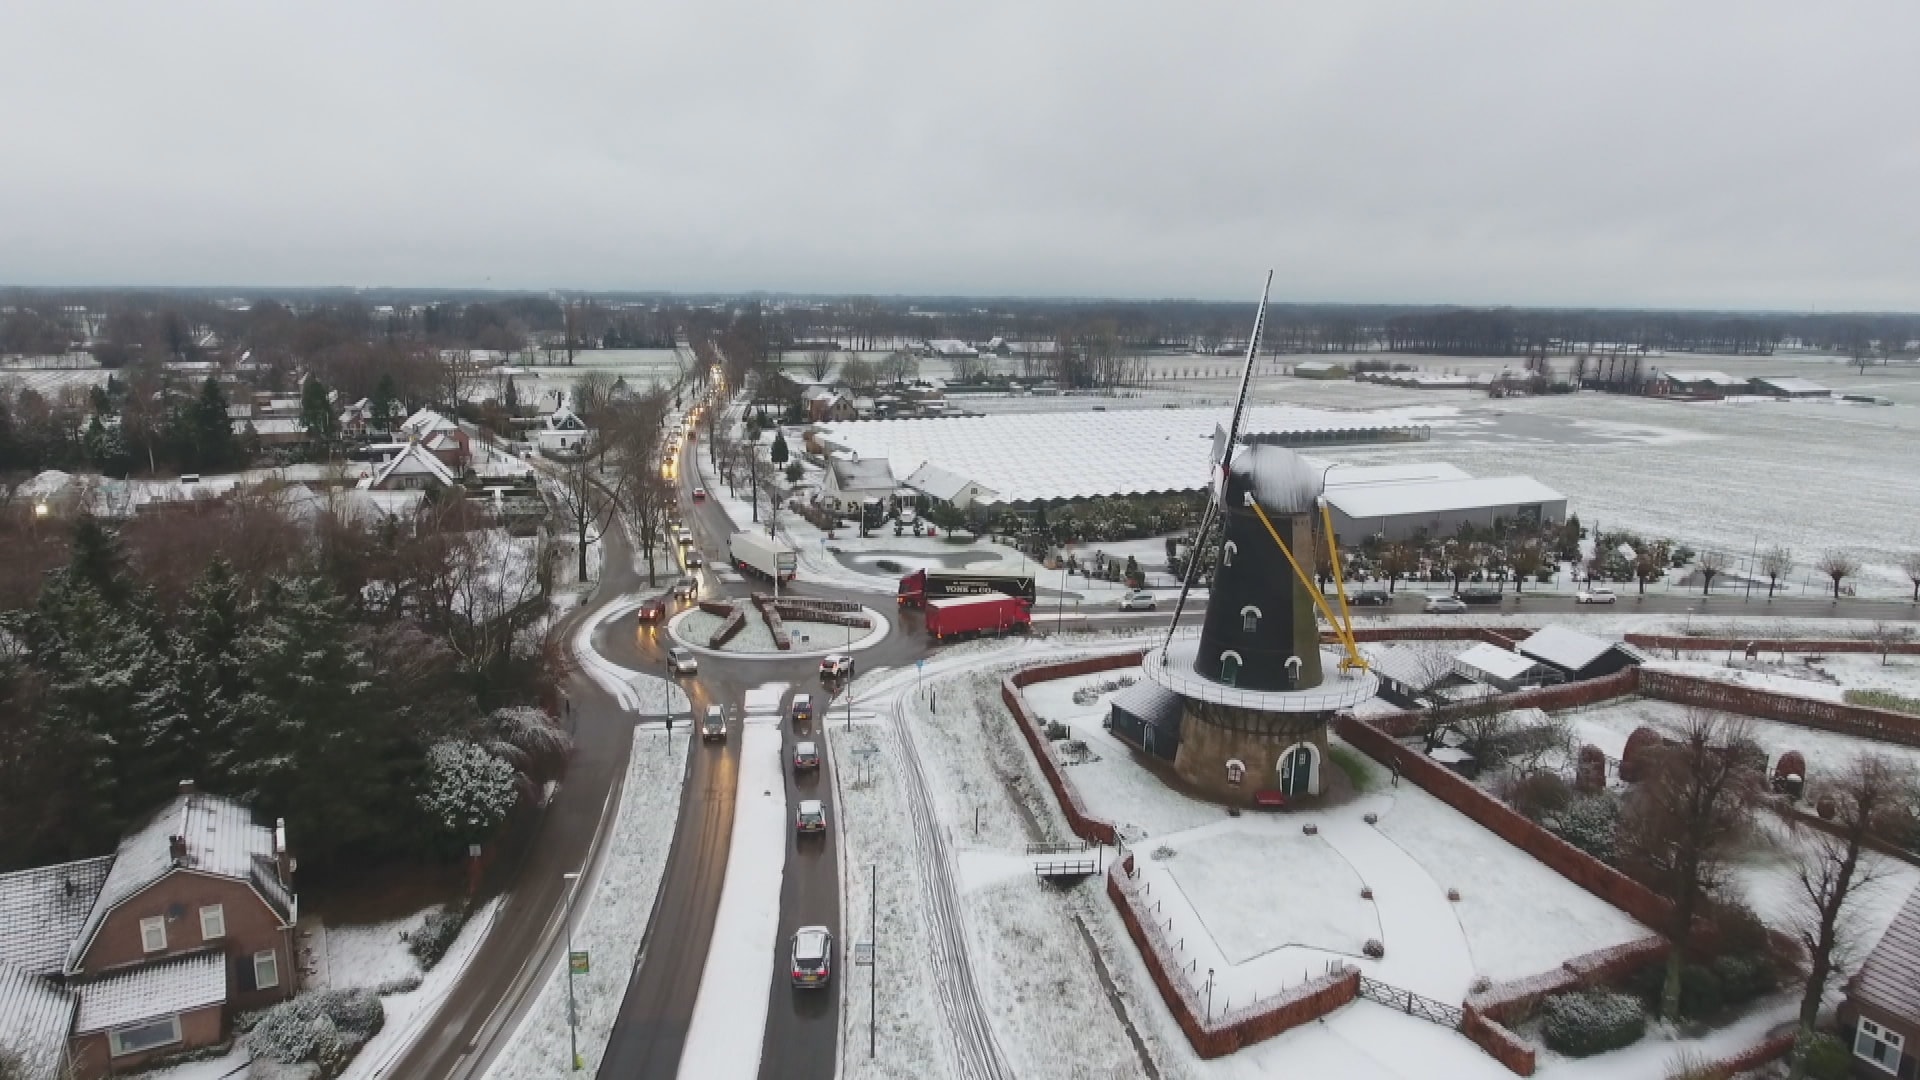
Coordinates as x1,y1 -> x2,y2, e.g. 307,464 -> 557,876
235,417 -> 306,436
813,406 -> 1431,505
67,792 -> 283,972
1517,626 -> 1620,674
1326,476 -> 1565,521
1750,376 -> 1830,395
826,456 -> 896,493
1325,463 -> 1471,488
903,462 -> 984,503
0,857 -> 112,975
1852,883 -> 1920,1022
1659,370 -> 1747,387
400,407 -> 458,437
73,951 -> 225,1035
925,339 -> 977,357
1362,643 -> 1455,691
1453,643 -> 1547,684
371,441 -> 457,489
544,407 -> 586,431
18,470 -> 78,499
0,963 -> 75,1078
801,385 -> 839,403
1109,679 -> 1183,726
1294,360 -> 1344,373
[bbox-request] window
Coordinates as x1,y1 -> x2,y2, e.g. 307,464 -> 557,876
1221,541 -> 1236,568
199,904 -> 225,941
254,949 -> 280,990
140,916 -> 167,954
108,1015 -> 181,1057
1856,1017 -> 1904,1073
1220,651 -> 1242,687
1241,605 -> 1262,633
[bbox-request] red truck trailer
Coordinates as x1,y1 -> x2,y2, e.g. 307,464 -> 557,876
897,568 -> 1036,609
924,592 -> 1032,642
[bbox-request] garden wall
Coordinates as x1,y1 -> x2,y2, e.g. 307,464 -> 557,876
1002,650 -> 1146,846
1334,713 -> 1674,932
1337,626 -> 1541,645
1639,669 -> 1920,748
1461,1006 -> 1535,1076
1627,634 -> 1920,657
1467,937 -> 1671,1026
1107,866 -> 1359,1058
1690,1032 -> 1795,1079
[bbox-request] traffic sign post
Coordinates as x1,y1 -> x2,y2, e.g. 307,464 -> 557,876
569,950 -> 590,975
854,943 -> 874,966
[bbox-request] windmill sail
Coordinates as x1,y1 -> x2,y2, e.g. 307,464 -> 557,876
1162,271 -> 1273,653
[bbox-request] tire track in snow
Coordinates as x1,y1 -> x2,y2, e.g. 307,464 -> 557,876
888,692 -> 1017,1080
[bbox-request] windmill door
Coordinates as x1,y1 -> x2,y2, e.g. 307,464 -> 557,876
1280,746 -> 1314,797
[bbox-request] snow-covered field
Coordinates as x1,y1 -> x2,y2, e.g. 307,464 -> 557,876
483,724 -> 690,1080
1644,651 -> 1920,707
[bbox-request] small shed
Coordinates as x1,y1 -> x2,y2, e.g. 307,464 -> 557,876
1107,680 -> 1183,763
1749,376 -> 1831,399
1517,626 -> 1646,682
1453,643 -> 1559,693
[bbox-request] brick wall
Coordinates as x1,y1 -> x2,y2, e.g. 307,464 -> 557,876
1627,634 -> 1920,657
1638,669 -> 1920,748
1107,867 -> 1359,1058
1689,1032 -> 1795,1079
1338,626 -> 1541,644
1335,714 -> 1673,931
1001,651 -> 1146,847
69,1001 -> 224,1080
1462,1006 -> 1536,1076
1468,937 -> 1671,1026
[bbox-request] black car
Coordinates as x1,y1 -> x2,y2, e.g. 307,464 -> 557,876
1459,587 -> 1503,606
1348,589 -> 1393,606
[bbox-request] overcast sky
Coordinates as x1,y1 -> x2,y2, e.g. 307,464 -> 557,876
2,2 -> 1914,309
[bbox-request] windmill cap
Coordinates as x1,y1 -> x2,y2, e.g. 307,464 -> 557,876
1228,444 -> 1321,514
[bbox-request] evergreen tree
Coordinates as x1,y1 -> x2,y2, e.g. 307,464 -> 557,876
300,376 -> 337,441
504,376 -> 518,410
370,373 -> 399,431
191,377 -> 238,471
84,415 -> 109,468
770,432 -> 789,466
177,559 -> 255,781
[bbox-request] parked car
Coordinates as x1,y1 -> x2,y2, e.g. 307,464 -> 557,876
1576,588 -> 1619,605
790,694 -> 813,726
701,705 -> 727,741
692,487 -> 708,501
1349,589 -> 1393,607
790,926 -> 833,988
793,741 -> 820,771
668,647 -> 698,675
795,799 -> 826,834
1423,595 -> 1468,614
672,577 -> 698,601
1117,590 -> 1157,611
820,654 -> 854,679
637,597 -> 667,623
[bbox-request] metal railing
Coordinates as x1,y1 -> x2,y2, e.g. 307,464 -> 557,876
1026,840 -> 1090,856
1357,977 -> 1462,1030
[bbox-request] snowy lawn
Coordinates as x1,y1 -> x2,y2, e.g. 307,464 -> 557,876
1162,827 -> 1377,963
315,907 -> 436,991
1651,650 -> 1920,707
667,606 -> 888,657
482,725 -> 689,1080
1020,674 -> 1227,837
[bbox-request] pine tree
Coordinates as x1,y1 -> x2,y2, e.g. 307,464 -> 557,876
371,374 -> 399,431
300,376 -> 337,442
192,377 -> 238,471
770,432 -> 789,466
177,559 -> 255,782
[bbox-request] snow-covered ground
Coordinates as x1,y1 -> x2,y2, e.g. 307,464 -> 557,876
483,724 -> 690,1080
339,896 -> 505,1080
675,719 -> 787,1080
1644,650 -> 1920,707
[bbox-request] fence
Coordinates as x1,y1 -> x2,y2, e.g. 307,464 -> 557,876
1001,650 -> 1146,847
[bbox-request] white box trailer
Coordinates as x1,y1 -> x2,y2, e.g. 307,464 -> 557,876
730,532 -> 797,583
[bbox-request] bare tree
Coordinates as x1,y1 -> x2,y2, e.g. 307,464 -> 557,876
546,454 -> 618,584
1817,549 -> 1860,599
1858,621 -> 1916,665
1508,541 -> 1544,595
1697,549 -> 1728,595
805,349 -> 834,382
1786,754 -> 1916,1079
1760,545 -> 1794,600
838,354 -> 875,390
571,371 -> 616,428
1617,709 -> 1764,1020
1901,551 -> 1920,603
601,390 -> 676,586
879,349 -> 919,384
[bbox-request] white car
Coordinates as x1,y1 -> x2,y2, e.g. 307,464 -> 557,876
668,647 -> 699,675
1117,590 -> 1157,611
795,799 -> 826,834
1576,588 -> 1619,605
820,654 -> 854,679
790,926 -> 832,988
1423,595 -> 1468,614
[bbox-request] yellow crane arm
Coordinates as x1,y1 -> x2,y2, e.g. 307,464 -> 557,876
1247,501 -> 1368,673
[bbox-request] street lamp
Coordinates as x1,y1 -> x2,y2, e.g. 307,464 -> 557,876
563,871 -> 583,1071
1206,967 -> 1216,1025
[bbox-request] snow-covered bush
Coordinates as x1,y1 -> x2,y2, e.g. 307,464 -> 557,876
419,739 -> 519,839
1363,939 -> 1384,959
1545,793 -> 1620,863
406,907 -> 470,970
245,989 -> 385,1074
1801,1033 -> 1850,1080
1711,952 -> 1775,1004
376,974 -> 423,995
1541,989 -> 1645,1057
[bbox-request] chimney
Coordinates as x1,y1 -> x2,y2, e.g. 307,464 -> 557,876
168,834 -> 188,864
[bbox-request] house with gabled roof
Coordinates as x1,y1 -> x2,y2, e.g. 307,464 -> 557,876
365,439 -> 457,492
398,407 -> 470,468
534,406 -> 591,457
0,784 -> 297,1078
1844,883 -> 1920,1078
903,462 -> 997,512
1517,626 -> 1645,682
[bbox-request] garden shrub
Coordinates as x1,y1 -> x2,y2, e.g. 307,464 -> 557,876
1678,964 -> 1723,1019
1541,989 -> 1646,1057
405,907 -> 469,970
1545,793 -> 1620,863
1711,953 -> 1775,1004
376,975 -> 423,996
1508,770 -> 1572,821
1804,1033 -> 1850,1080
245,989 -> 385,1074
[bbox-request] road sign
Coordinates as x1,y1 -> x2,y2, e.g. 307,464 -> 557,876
915,660 -> 925,672
569,950 -> 590,975
854,942 -> 874,967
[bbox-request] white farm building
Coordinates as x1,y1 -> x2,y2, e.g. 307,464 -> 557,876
1324,472 -> 1567,543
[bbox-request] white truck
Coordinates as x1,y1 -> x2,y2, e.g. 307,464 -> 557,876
730,532 -> 797,583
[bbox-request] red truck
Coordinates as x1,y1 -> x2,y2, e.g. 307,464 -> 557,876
897,568 -> 1036,609
924,592 -> 1031,642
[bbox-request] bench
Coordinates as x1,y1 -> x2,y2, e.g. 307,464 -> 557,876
1253,789 -> 1288,810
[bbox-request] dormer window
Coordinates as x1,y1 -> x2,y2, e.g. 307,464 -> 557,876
1241,605 -> 1262,633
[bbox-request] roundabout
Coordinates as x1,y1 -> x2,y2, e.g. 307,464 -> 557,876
664,602 -> 891,659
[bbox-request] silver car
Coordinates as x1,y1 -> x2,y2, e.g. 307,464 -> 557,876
1424,595 -> 1468,614
669,647 -> 699,675
790,926 -> 832,988
1118,590 -> 1157,611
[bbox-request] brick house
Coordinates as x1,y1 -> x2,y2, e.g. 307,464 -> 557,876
0,785 -> 297,1078
399,407 -> 470,469
1845,884 -> 1920,1078
366,439 -> 457,492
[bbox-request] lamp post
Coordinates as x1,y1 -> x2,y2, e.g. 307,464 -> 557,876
1206,967 -> 1216,1025
563,871 -> 582,1070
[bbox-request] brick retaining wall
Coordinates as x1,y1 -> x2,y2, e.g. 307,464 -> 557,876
1628,634 -> 1920,656
1692,1032 -> 1795,1079
1638,669 -> 1920,748
1462,1006 -> 1536,1076
1107,866 -> 1359,1058
1468,937 -> 1671,1026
